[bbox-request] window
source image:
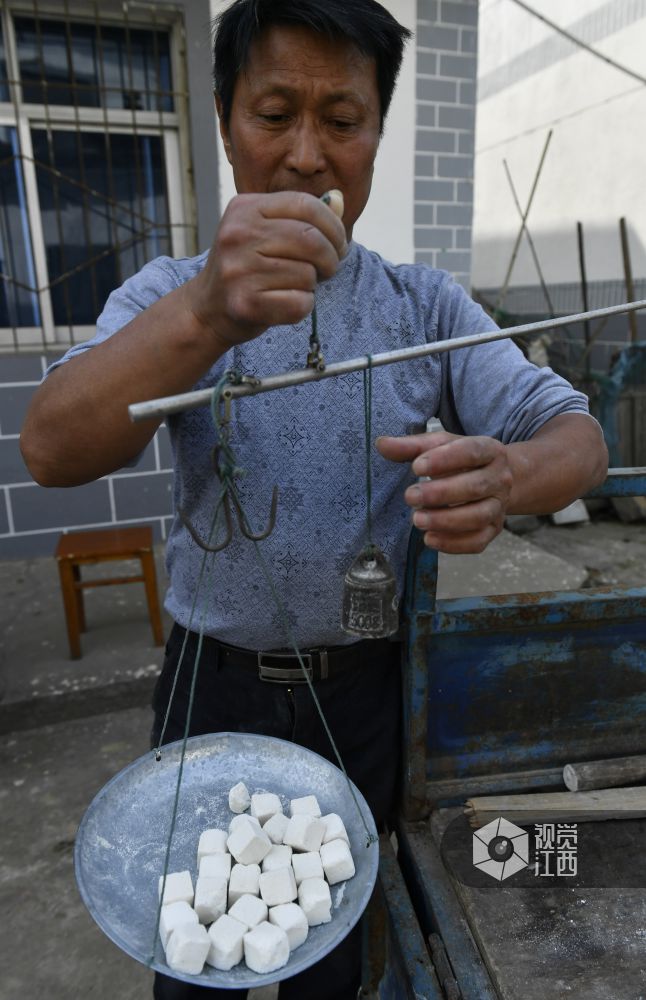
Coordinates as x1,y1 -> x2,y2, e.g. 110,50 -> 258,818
0,1 -> 194,350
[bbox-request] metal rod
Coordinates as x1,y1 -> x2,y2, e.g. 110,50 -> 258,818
129,298 -> 646,422
576,221 -> 591,378
619,217 -> 638,344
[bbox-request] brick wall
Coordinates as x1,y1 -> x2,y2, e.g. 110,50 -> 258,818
415,0 -> 478,287
0,355 -> 173,558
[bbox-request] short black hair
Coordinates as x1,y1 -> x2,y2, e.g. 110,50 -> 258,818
212,0 -> 412,133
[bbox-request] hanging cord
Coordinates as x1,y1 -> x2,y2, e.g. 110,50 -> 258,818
151,370 -> 377,965
150,371 -> 242,965
209,379 -> 376,845
150,554 -> 213,965
363,356 -> 376,553
153,496 -> 225,756
307,300 -> 325,371
236,504 -> 377,849
153,371 -> 238,755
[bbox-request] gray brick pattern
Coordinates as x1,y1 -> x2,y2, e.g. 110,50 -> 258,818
0,353 -> 175,558
415,0 -> 478,286
0,488 -> 8,535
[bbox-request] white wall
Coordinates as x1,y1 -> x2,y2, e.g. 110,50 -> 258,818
472,0 -> 646,289
210,0 -> 417,264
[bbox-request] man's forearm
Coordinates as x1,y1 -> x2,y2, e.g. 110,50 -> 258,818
20,281 -> 226,487
506,413 -> 608,515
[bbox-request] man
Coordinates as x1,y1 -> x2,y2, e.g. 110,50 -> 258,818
20,1 -> 608,997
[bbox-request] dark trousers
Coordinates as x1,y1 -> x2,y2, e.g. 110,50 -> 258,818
151,625 -> 402,1000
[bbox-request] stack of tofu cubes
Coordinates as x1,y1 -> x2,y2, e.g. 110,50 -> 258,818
157,781 -> 356,978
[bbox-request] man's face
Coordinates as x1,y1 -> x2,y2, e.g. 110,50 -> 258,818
217,25 -> 382,239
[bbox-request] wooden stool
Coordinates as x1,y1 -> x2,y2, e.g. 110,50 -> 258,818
55,525 -> 165,659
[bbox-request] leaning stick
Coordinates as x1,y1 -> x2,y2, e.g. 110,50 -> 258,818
563,754 -> 646,792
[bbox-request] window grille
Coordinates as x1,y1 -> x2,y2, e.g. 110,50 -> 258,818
0,0 -> 195,351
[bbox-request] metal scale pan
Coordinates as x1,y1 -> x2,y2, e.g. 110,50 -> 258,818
75,731 -> 379,989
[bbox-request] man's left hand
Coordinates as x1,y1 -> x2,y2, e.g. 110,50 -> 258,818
376,431 -> 513,554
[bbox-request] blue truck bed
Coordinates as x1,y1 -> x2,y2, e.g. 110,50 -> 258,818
371,470 -> 646,999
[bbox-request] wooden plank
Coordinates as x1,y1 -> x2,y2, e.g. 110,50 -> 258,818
465,786 -> 646,827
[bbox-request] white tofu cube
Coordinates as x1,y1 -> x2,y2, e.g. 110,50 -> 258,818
159,900 -> 199,950
321,812 -> 350,846
194,876 -> 228,924
263,812 -> 289,845
243,921 -> 290,975
289,794 -> 321,817
158,870 -> 194,907
228,863 -> 261,904
250,792 -> 283,825
269,902 -> 309,951
229,781 -> 251,814
227,816 -> 272,865
228,812 -> 261,834
283,814 -> 325,853
227,893 -> 268,931
206,913 -> 246,971
298,877 -> 332,927
259,867 -> 298,906
199,853 -> 232,880
166,922 -> 210,976
320,838 -> 356,885
262,844 -> 293,873
291,851 -> 324,886
197,828 -> 228,862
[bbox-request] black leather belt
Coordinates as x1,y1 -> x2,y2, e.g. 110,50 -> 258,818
216,638 -> 385,684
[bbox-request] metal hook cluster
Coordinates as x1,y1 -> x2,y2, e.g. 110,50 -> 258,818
179,446 -> 278,552
178,387 -> 278,552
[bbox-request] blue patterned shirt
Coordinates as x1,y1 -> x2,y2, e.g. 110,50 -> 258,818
50,242 -> 590,648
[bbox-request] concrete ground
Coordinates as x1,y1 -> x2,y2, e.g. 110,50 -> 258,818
0,513 -> 644,1000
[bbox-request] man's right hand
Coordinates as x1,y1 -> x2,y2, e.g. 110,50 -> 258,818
187,191 -> 348,351
20,191 -> 346,487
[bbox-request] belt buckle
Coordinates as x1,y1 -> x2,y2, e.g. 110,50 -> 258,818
257,652 -> 313,684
